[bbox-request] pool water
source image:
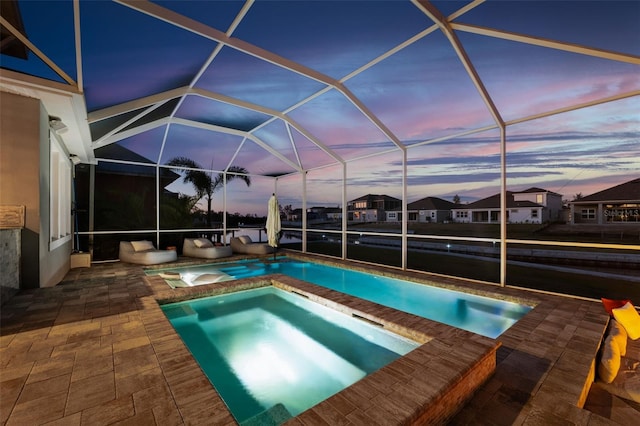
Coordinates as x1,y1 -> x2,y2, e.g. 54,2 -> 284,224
150,257 -> 533,338
162,286 -> 419,425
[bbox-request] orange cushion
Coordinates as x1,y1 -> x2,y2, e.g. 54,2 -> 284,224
602,298 -> 631,316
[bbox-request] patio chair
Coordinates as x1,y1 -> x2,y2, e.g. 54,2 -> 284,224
182,237 -> 233,259
118,240 -> 177,265
230,235 -> 274,255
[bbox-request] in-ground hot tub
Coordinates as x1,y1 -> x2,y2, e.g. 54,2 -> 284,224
162,286 -> 420,424
151,275 -> 504,425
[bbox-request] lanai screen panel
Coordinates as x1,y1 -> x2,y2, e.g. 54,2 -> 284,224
287,88 -> 397,161
233,1 -> 432,79
89,99 -> 179,143
506,97 -> 640,202
223,175 -> 276,217
458,1 -> 640,56
153,0 -> 243,31
276,173 -> 304,232
251,119 -> 304,172
79,1 -> 216,111
95,129 -> 167,165
345,30 -> 496,144
306,165 -> 344,231
160,125 -> 245,172
406,128 -> 502,204
196,46 -> 327,112
288,126 -> 340,172
175,95 -> 272,132
230,137 -> 298,177
461,32 -> 640,123
1,0 -> 75,83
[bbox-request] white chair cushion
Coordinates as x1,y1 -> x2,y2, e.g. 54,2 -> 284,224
191,273 -> 231,285
130,240 -> 155,252
193,238 -> 214,248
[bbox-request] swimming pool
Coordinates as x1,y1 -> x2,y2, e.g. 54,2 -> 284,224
149,257 -> 532,338
161,286 -> 419,425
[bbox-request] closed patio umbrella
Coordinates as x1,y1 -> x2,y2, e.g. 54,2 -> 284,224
266,193 -> 281,258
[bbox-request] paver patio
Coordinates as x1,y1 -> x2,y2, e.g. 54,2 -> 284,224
1,252 -> 638,425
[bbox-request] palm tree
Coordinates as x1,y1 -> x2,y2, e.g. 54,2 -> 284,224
166,157 -> 251,227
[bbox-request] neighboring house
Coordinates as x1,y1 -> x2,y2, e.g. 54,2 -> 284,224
386,196 -> 461,223
286,207 -> 342,223
323,207 -> 342,221
570,178 -> 640,224
348,194 -> 401,223
513,187 -> 564,222
451,187 -> 562,224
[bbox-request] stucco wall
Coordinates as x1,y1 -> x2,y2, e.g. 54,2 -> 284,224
0,91 -> 70,288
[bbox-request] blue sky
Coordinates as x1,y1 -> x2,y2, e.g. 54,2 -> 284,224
2,0 -> 639,215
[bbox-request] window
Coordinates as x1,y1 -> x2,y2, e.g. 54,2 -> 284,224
536,194 -> 543,204
388,212 -> 396,218
49,132 -> 72,250
581,209 -> 596,220
531,209 -> 538,218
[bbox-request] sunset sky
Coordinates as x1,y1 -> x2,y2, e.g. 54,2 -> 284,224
3,0 -> 639,216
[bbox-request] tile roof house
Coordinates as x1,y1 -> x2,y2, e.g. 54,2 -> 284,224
451,188 -> 563,224
386,196 -> 461,223
348,194 -> 401,223
570,178 -> 640,224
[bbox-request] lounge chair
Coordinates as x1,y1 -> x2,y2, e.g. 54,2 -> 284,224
230,235 -> 275,255
182,237 -> 233,259
118,240 -> 177,265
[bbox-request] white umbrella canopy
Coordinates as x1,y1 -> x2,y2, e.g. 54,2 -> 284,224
266,193 -> 281,248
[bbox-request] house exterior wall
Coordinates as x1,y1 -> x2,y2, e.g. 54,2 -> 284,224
508,207 -> 542,224
513,191 -> 563,222
386,211 -> 401,222
349,196 -> 400,222
452,208 -> 543,224
387,209 -> 452,223
571,202 -> 640,224
350,209 -> 380,222
546,193 -> 564,221
452,209 -> 471,223
0,91 -> 71,288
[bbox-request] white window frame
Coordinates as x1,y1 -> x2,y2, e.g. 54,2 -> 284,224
49,132 -> 72,250
581,208 -> 596,220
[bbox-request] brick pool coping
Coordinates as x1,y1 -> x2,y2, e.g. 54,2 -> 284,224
145,270 -> 501,424
1,251 -> 614,424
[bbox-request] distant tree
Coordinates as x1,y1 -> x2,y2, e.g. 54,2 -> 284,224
453,194 -> 461,204
280,204 -> 293,220
160,193 -> 198,229
166,157 -> 251,227
572,193 -> 583,201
